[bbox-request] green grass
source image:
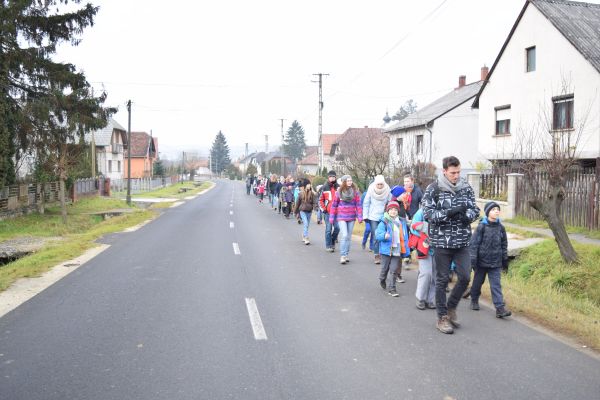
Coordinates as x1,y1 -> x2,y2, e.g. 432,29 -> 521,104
129,181 -> 213,200
504,226 -> 544,239
490,239 -> 600,350
507,215 -> 600,240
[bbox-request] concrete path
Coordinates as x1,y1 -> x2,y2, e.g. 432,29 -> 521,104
503,222 -> 600,246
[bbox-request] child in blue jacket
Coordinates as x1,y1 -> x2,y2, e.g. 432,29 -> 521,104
376,201 -> 410,297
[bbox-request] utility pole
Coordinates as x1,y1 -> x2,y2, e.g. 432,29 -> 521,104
91,87 -> 96,179
265,135 -> 269,175
126,100 -> 132,205
181,151 -> 185,183
279,119 -> 286,176
312,73 -> 329,172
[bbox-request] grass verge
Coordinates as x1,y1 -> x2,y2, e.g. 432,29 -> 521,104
479,239 -> 600,351
506,216 -> 600,240
0,197 -> 154,292
130,181 -> 213,200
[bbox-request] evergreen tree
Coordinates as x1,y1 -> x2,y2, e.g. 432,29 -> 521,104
153,159 -> 166,177
0,1 -> 113,189
392,99 -> 418,121
209,131 -> 231,173
282,120 -> 306,163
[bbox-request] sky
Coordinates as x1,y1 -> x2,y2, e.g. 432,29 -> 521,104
55,0 -> 533,159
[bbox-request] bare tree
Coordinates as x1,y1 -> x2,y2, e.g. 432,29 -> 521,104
506,78 -> 592,263
390,132 -> 436,187
334,128 -> 389,188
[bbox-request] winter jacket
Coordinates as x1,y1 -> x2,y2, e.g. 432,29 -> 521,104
469,217 -> 508,269
329,190 -> 363,223
319,182 -> 338,214
406,185 -> 423,219
274,182 -> 283,196
422,178 -> 480,249
375,214 -> 410,258
282,187 -> 294,203
296,190 -> 316,213
268,180 -> 278,195
362,188 -> 392,222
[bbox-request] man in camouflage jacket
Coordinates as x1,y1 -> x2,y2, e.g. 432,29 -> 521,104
422,156 -> 480,334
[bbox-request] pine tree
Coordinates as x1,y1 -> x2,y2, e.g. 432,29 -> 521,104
282,120 -> 306,163
209,131 -> 231,173
153,159 -> 166,178
0,1 -> 113,189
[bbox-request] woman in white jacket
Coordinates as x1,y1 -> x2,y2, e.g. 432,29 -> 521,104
362,175 -> 392,264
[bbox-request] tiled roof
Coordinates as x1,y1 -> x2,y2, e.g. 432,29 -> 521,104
321,134 -> 342,154
385,81 -> 483,132
298,147 -> 319,165
84,118 -> 126,146
534,0 -> 600,73
128,132 -> 154,158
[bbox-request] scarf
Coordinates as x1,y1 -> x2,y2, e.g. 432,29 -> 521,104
383,212 -> 407,254
437,174 -> 468,195
368,182 -> 390,202
340,185 -> 355,202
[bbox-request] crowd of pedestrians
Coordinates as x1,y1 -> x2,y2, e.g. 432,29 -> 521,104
244,155 -> 511,334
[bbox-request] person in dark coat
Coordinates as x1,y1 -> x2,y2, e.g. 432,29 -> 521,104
402,174 -> 423,220
469,201 -> 512,318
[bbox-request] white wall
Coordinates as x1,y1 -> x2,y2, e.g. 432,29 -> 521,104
478,5 -> 600,160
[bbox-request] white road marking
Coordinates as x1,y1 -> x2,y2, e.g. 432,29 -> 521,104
233,242 -> 240,255
230,222 -> 234,229
245,298 -> 268,341
229,210 -> 233,215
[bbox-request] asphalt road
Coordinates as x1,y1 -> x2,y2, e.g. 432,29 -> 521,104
1,180 -> 599,400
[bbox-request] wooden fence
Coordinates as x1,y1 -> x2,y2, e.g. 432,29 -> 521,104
515,169 -> 599,229
479,173 -> 508,201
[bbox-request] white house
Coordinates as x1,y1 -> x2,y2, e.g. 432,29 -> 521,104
84,118 -> 127,180
385,75 -> 485,175
473,0 -> 600,167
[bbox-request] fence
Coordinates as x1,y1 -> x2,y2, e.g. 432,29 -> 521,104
479,173 -> 508,201
109,176 -> 179,195
515,169 -> 599,229
0,181 -> 62,219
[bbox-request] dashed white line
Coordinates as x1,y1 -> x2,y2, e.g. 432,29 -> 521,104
230,221 -> 234,229
233,242 -> 240,255
229,210 -> 233,215
245,298 -> 268,341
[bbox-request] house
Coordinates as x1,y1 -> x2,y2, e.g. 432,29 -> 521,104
85,118 -> 127,180
473,0 -> 600,167
124,131 -> 158,178
385,74 -> 485,175
330,127 -> 387,177
321,133 -> 342,172
297,145 -> 319,175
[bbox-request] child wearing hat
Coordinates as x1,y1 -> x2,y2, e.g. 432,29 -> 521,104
375,201 -> 410,297
469,201 -> 512,318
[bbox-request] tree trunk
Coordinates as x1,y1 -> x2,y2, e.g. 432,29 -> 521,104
59,144 -> 68,224
529,186 -> 578,263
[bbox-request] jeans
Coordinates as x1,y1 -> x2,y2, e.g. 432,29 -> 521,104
284,201 -> 293,217
338,220 -> 355,257
300,211 -> 311,238
415,254 -> 436,304
246,184 -> 251,195
379,255 -> 401,290
368,219 -> 380,253
316,208 -> 323,223
324,213 -> 340,248
433,247 -> 471,318
271,194 -> 278,208
470,267 -> 505,309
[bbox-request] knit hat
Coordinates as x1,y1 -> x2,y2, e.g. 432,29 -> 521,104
386,201 -> 400,212
484,201 -> 500,217
374,175 -> 385,185
390,185 -> 405,198
341,175 -> 351,183
328,170 -> 337,177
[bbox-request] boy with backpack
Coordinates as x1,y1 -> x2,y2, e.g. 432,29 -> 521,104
469,201 -> 512,318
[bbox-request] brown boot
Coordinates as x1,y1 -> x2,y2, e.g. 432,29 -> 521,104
447,308 -> 461,328
374,254 -> 381,264
436,315 -> 454,334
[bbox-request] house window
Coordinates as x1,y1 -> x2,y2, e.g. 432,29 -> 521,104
526,46 -> 536,72
118,161 -> 121,172
495,105 -> 511,135
108,160 -> 112,173
552,95 -> 574,130
396,138 -> 403,155
416,135 -> 423,155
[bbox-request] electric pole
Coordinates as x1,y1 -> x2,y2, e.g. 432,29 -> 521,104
312,73 -> 329,171
279,118 -> 286,176
126,100 -> 132,205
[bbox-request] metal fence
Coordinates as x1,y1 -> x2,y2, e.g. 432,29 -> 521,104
109,176 -> 178,195
479,173 -> 508,201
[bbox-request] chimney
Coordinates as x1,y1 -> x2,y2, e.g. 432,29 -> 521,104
364,125 -> 368,129
481,65 -> 489,81
458,75 -> 466,88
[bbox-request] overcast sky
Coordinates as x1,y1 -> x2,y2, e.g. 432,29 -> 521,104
56,0 -> 542,159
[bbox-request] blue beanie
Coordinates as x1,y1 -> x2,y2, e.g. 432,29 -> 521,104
391,185 -> 405,198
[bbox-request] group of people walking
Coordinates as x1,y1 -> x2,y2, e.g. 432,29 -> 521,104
245,155 -> 511,334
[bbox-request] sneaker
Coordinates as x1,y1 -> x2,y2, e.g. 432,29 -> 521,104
462,287 -> 471,299
470,301 -> 480,311
388,289 -> 399,297
379,279 -> 386,290
368,248 -> 373,253
305,237 -> 310,245
326,247 -> 334,253
396,276 -> 405,283
374,254 -> 381,265
437,316 -> 454,334
496,307 -> 512,318
361,243 -> 366,250
416,300 -> 426,310
340,256 -> 347,264
426,303 -> 437,309
447,308 -> 461,328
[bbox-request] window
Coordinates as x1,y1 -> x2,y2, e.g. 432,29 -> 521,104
495,105 -> 511,135
396,138 -> 403,155
108,160 -> 113,173
118,161 -> 121,172
416,135 -> 424,155
552,95 -> 574,130
526,46 -> 536,72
